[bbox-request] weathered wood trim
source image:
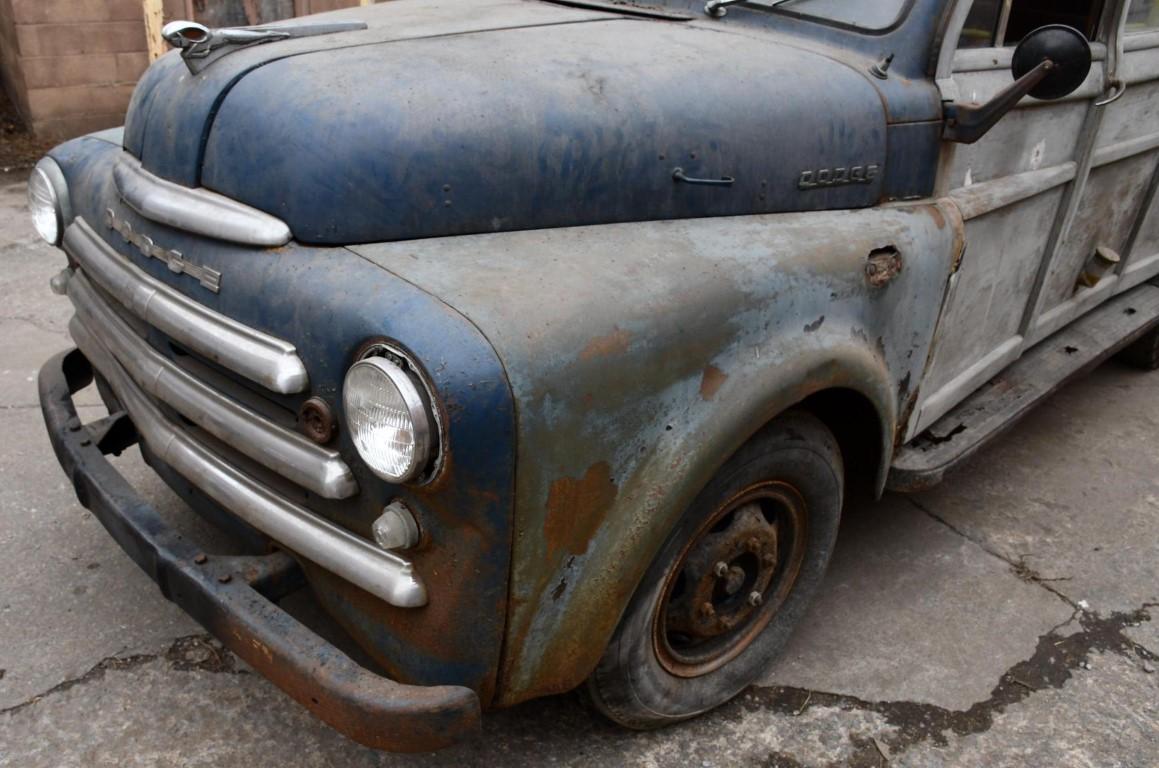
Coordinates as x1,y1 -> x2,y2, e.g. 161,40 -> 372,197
947,162 -> 1077,221
1092,131 -> 1159,168
1125,29 -> 1159,52
143,0 -> 165,62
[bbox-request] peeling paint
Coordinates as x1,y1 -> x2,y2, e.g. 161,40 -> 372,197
543,462 -> 618,560
578,327 -> 631,362
928,205 -> 947,230
699,364 -> 729,400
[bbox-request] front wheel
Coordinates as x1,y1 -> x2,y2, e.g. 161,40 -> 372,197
585,410 -> 844,728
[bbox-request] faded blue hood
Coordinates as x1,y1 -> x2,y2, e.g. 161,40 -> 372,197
124,0 -> 610,186
127,0 -> 888,245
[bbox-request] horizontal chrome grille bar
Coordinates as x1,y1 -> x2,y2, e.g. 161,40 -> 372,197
114,153 -> 292,247
69,272 -> 357,500
64,219 -> 308,394
70,317 -> 427,609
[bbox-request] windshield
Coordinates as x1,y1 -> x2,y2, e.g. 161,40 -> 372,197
544,0 -> 912,31
745,0 -> 911,30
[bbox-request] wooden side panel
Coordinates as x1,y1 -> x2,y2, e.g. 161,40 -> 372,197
920,187 -> 1065,400
1029,33 -> 1159,339
910,55 -> 1101,437
1037,151 -> 1159,312
942,97 -> 1088,189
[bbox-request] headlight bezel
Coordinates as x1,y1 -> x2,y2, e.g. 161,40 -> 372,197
28,157 -> 72,247
343,342 -> 442,485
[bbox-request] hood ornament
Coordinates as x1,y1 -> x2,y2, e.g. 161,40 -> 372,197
161,19 -> 368,74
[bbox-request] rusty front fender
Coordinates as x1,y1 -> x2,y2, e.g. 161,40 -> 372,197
353,201 -> 961,705
497,336 -> 897,704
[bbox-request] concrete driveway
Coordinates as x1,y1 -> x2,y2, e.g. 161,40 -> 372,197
0,171 -> 1156,767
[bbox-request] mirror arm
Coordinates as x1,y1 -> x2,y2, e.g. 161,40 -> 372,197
943,59 -> 1055,144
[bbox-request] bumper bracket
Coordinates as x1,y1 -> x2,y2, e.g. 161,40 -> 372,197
38,348 -> 481,752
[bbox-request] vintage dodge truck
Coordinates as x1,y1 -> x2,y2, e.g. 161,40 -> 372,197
30,0 -> 1159,751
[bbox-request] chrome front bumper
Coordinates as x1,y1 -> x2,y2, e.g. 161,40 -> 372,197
37,349 -> 479,751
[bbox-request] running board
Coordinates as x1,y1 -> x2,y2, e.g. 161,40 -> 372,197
888,282 -> 1159,492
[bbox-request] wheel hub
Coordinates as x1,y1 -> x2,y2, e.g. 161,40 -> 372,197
654,482 -> 809,677
666,502 -> 779,638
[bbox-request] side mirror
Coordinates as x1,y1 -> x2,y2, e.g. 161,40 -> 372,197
944,25 -> 1092,144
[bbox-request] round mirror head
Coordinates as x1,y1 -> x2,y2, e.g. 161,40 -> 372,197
1012,25 -> 1093,101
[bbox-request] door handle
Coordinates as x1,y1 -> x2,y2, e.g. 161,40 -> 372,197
1095,79 -> 1126,107
673,168 -> 735,188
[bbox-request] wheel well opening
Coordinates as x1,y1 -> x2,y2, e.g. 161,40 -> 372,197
799,389 -> 884,504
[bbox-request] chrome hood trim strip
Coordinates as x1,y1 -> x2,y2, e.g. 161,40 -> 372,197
71,317 -> 426,608
114,153 -> 292,247
64,218 -> 308,394
69,272 -> 357,500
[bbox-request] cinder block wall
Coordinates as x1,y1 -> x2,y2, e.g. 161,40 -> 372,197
0,0 -> 179,140
0,0 -> 366,141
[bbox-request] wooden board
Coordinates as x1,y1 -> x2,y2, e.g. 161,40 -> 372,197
143,0 -> 166,61
889,281 -> 1159,492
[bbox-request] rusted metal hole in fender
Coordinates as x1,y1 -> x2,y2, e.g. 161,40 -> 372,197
865,246 -> 903,289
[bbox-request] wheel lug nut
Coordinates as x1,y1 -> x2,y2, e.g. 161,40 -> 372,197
714,561 -> 729,578
700,601 -> 716,618
747,537 -> 761,553
762,552 -> 776,566
748,591 -> 763,607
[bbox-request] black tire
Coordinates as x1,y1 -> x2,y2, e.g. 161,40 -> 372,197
586,410 -> 844,729
1118,326 -> 1159,371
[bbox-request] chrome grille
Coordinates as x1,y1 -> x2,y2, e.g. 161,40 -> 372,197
62,217 -> 428,608
70,217 -> 307,393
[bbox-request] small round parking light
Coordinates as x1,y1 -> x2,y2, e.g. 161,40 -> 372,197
372,501 -> 421,552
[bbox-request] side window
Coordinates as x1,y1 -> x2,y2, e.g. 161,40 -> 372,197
957,0 -> 1106,49
1127,0 -> 1159,31
959,0 -> 1003,48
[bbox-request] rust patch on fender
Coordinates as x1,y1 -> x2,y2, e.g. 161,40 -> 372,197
578,327 -> 631,361
544,462 -> 617,560
699,364 -> 728,401
935,197 -> 968,272
928,205 -> 947,230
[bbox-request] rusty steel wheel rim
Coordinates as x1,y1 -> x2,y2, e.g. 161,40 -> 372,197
653,481 -> 810,678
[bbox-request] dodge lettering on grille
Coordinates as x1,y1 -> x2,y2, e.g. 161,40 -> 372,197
104,208 -> 222,293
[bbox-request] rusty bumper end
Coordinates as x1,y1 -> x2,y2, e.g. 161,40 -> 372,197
38,348 -> 482,752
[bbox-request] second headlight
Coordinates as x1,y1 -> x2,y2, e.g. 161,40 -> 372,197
343,355 -> 433,483
28,157 -> 68,246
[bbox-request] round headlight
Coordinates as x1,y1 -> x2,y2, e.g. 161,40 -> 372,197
343,356 -> 433,483
28,158 -> 70,246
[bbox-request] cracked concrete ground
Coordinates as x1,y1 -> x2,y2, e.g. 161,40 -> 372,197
1,170 -> 1157,766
